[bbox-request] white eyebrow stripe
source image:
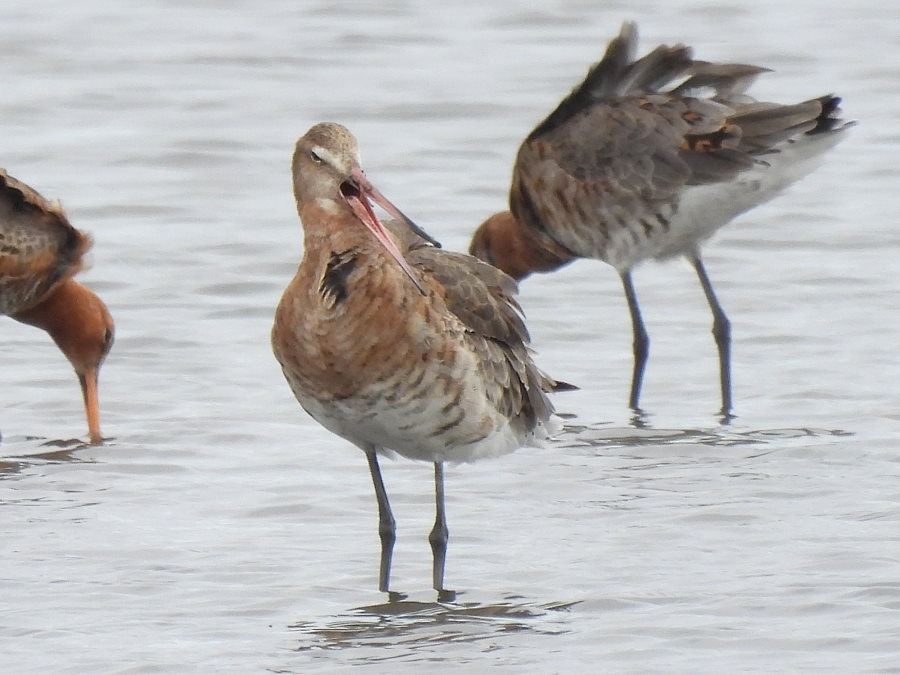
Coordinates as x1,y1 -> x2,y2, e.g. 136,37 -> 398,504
311,145 -> 345,168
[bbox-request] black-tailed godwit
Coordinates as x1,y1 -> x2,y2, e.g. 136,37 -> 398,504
1,170 -> 114,443
470,22 -> 851,416
272,122 -> 564,600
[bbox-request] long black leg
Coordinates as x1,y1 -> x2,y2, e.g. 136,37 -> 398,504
365,450 -> 396,593
428,462 -> 455,602
621,270 -> 650,411
690,254 -> 733,416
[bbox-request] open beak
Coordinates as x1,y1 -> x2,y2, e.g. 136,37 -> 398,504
78,369 -> 103,445
349,168 -> 441,248
341,169 -> 430,295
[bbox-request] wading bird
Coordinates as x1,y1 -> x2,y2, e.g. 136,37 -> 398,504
470,22 -> 851,416
1,170 -> 114,443
272,122 -> 565,600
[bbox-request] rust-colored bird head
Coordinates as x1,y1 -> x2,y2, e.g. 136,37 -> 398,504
14,279 -> 114,444
64,285 -> 114,445
292,122 -> 438,294
469,210 -> 575,281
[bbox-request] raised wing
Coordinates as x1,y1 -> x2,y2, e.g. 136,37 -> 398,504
512,22 -> 836,256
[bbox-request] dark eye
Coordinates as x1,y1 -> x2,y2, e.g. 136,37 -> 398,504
309,150 -> 323,163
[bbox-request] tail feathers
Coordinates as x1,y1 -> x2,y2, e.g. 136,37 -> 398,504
748,100 -> 852,192
523,369 -> 577,443
679,93 -> 852,186
806,95 -> 853,134
544,376 -> 578,393
728,100 -> 822,152
711,95 -> 852,156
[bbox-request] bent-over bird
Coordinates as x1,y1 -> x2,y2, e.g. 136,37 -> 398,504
470,22 -> 851,416
1,170 -> 114,443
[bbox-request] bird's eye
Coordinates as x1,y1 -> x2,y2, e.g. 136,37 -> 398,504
309,150 -> 323,164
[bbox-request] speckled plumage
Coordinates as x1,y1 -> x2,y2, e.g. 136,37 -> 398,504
470,22 -> 852,415
272,122 -> 560,597
0,169 -> 114,443
0,170 -> 88,316
273,209 -> 554,464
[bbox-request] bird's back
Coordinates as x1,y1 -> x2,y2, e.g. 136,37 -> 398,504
512,22 -> 852,271
0,170 -> 90,315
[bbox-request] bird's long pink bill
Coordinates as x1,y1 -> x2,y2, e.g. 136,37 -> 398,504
341,174 -> 429,295
348,168 -> 441,248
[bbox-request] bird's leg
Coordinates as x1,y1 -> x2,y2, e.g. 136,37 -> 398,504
365,450 -> 396,594
429,462 -> 455,602
690,254 -> 733,418
621,271 -> 650,412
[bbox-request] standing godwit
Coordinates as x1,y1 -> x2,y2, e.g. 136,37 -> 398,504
272,122 -> 562,600
1,170 -> 114,443
469,22 -> 851,416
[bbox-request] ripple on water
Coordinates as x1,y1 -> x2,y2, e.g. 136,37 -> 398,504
290,597 -> 577,659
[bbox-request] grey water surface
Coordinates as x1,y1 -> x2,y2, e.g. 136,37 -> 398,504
1,1 -> 899,672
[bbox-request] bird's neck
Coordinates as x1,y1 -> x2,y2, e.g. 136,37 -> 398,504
298,200 -> 400,273
275,204 -> 429,400
286,201 -> 420,322
497,213 -> 576,280
11,279 -> 101,372
11,278 -> 83,336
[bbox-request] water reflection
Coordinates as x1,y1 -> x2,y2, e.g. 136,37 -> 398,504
557,423 -> 851,451
0,438 -> 95,478
290,597 -> 577,655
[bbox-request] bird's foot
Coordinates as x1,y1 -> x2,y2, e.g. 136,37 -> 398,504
436,588 -> 457,604
386,590 -> 408,604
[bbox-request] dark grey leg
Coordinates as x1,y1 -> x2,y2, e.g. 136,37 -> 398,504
365,450 -> 396,593
690,254 -> 733,416
622,271 -> 650,411
428,462 -> 454,601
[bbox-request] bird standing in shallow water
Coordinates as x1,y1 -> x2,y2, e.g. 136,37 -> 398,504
272,122 -> 562,600
0,170 -> 114,444
469,22 -> 852,418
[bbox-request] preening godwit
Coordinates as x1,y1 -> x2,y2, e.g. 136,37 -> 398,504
0,170 -> 114,443
272,122 -> 563,599
470,22 -> 852,416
